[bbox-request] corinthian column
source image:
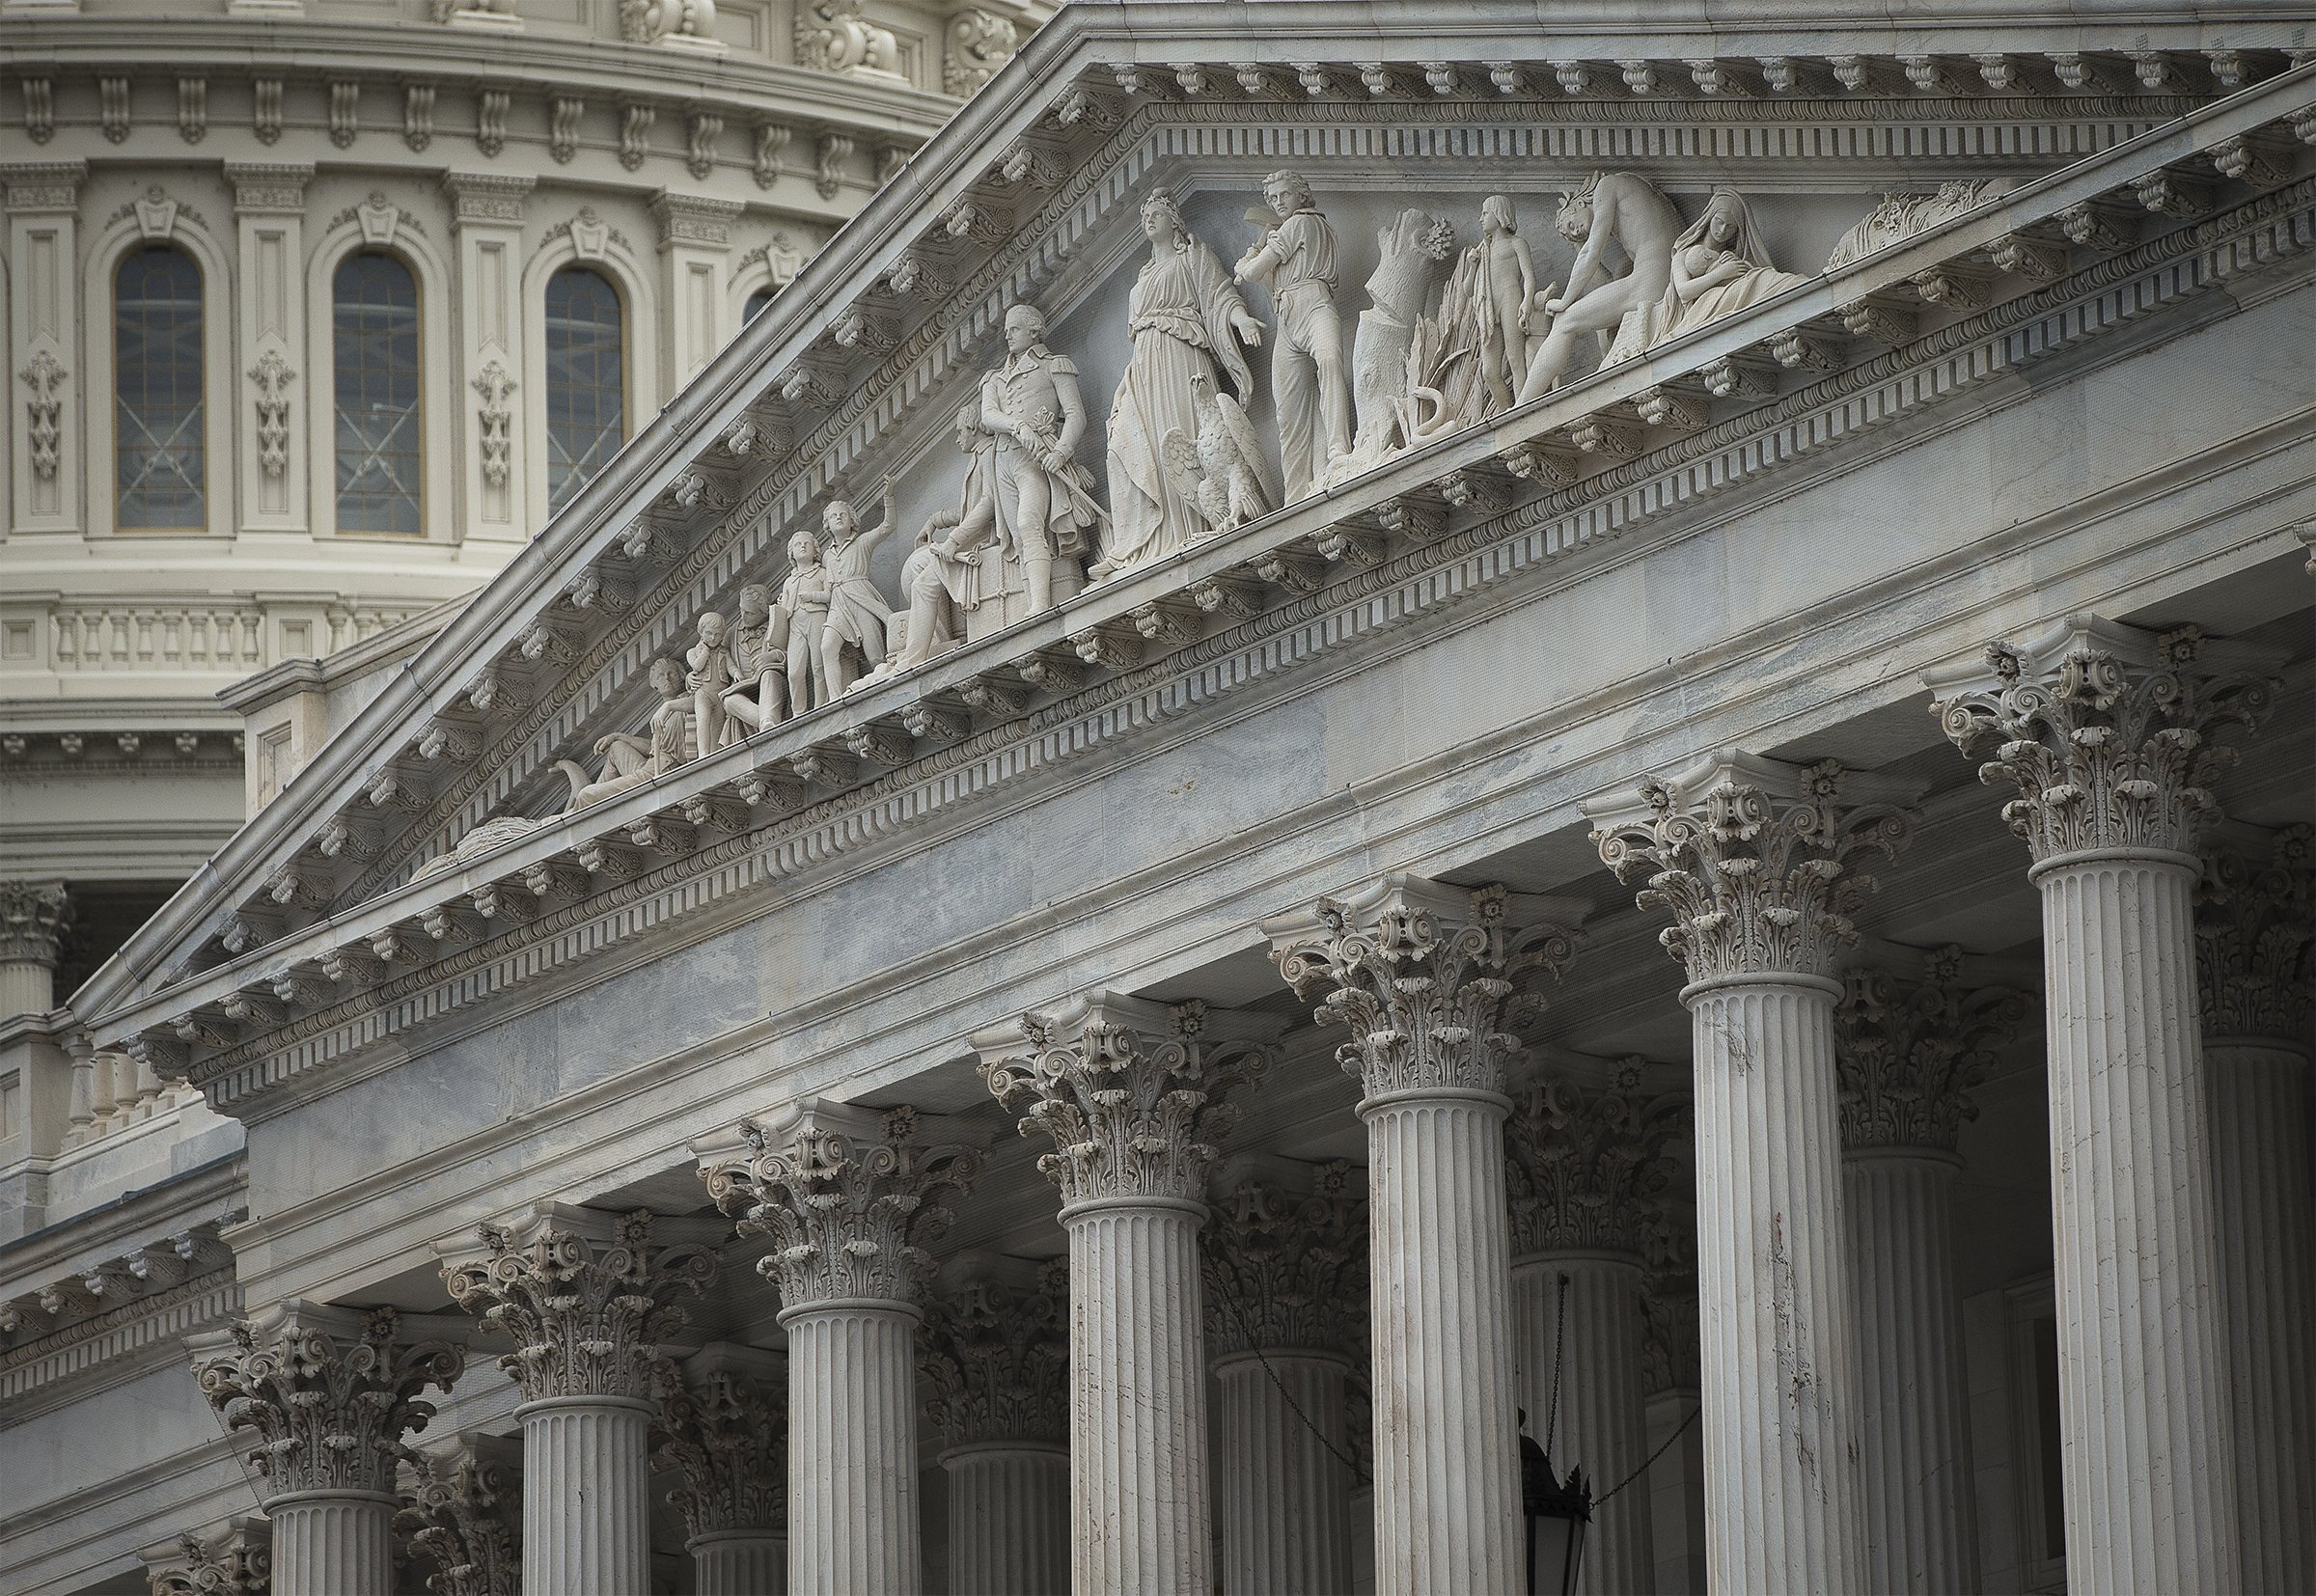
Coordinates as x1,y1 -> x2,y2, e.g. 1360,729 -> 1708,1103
1931,617 -> 2279,1595
654,1345 -> 788,1595
2196,824 -> 2316,1594
1503,1059 -> 1682,1596
1202,1158 -> 1366,1596
976,994 -> 1275,1596
1588,754 -> 1916,1595
439,1207 -> 719,1596
396,1439 -> 522,1596
1834,952 -> 2028,1595
921,1255 -> 1072,1596
1267,877 -> 1585,1596
191,1303 -> 464,1596
698,1101 -> 982,1596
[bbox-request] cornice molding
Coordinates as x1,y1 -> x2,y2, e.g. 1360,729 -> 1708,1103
0,1267 -> 241,1424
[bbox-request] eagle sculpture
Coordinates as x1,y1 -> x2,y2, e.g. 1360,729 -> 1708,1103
1162,370 -> 1274,539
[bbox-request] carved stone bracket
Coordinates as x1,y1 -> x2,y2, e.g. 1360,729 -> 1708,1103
1200,1159 -> 1365,1358
1504,1059 -> 1684,1257
2196,824 -> 2314,1043
920,1256 -> 1069,1448
1833,950 -> 2030,1153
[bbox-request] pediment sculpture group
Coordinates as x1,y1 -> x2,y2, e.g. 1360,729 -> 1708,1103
556,167 -> 1916,812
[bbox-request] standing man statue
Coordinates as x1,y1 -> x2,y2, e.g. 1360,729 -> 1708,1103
1235,169 -> 1352,502
979,302 -> 1103,617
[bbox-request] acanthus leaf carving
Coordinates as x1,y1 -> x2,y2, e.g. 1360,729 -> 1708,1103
1504,1059 -> 1685,1257
1200,1161 -> 1365,1357
1834,951 -> 2029,1152
394,1444 -> 521,1596
18,350 -> 67,481
920,1262 -> 1068,1447
2195,824 -> 2314,1043
652,1359 -> 786,1539
473,359 -> 515,491
144,1521 -> 271,1596
248,351 -> 295,480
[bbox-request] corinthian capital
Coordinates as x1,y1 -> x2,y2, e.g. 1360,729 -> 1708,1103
975,994 -> 1277,1208
191,1302 -> 463,1498
1504,1059 -> 1684,1258
1201,1158 -> 1365,1359
1587,752 -> 1919,985
1927,616 -> 2281,866
142,1521 -> 270,1596
2197,823 -> 2314,1043
1264,875 -> 1586,1100
697,1100 -> 981,1311
652,1345 -> 786,1540
920,1253 -> 1069,1448
395,1439 -> 521,1596
0,879 -> 70,968
1834,949 -> 2030,1153
437,1207 -> 717,1402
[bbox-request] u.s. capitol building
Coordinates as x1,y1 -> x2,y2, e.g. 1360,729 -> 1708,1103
2,2 -> 2311,1594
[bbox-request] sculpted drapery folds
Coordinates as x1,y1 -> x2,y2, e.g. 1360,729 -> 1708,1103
1929,618 -> 2280,865
919,1262 -> 1071,1448
2196,823 -> 2314,1040
1199,1161 -> 1365,1357
1834,950 -> 2031,1153
1517,171 -> 1682,401
438,1210 -> 718,1402
1503,1059 -> 1684,1258
193,1306 -> 463,1498
1590,756 -> 1917,984
979,997 -> 1274,1208
652,1362 -> 786,1539
395,1445 -> 521,1596
701,1103 -> 983,1308
1269,879 -> 1584,1100
1234,169 -> 1353,503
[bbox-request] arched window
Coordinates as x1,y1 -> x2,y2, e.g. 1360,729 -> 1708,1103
744,287 -> 778,323
544,266 -> 625,516
333,254 -> 423,534
114,246 -> 205,531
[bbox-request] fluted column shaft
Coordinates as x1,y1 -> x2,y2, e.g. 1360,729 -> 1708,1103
693,1529 -> 787,1595
268,1492 -> 396,1596
785,1302 -> 922,1596
1512,1255 -> 1650,1595
944,1443 -> 1069,1596
1214,1350 -> 1356,1596
1843,1148 -> 1976,1594
1366,1088 -> 1523,1594
1688,977 -> 1864,1593
2206,1037 -> 2316,1593
2040,854 -> 2240,1591
1064,1197 -> 1212,1596
518,1395 -> 651,1596
1642,1390 -> 1706,1596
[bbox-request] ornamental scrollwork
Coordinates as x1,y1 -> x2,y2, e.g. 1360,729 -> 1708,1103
1930,619 -> 2278,864
395,1445 -> 521,1596
145,1524 -> 270,1596
2196,824 -> 2314,1042
919,1261 -> 1069,1447
1834,950 -> 2029,1153
1200,1161 -> 1365,1358
1504,1060 -> 1685,1258
193,1306 -> 463,1496
979,998 -> 1273,1207
439,1210 -> 717,1402
701,1104 -> 981,1310
1591,757 -> 1916,984
652,1361 -> 786,1539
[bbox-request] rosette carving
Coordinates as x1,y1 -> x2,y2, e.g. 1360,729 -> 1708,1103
439,1210 -> 716,1401
2196,824 -> 2314,1043
1200,1161 -> 1365,1358
1929,618 -> 2279,864
145,1524 -> 270,1596
1266,876 -> 1585,1099
1589,754 -> 1917,984
701,1103 -> 981,1310
194,1305 -> 462,1497
978,996 -> 1274,1207
653,1360 -> 786,1538
919,1260 -> 1069,1447
1834,950 -> 2030,1153
1504,1060 -> 1684,1258
395,1445 -> 520,1596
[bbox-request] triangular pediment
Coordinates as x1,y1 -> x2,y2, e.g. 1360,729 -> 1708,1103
74,2 -> 2316,1106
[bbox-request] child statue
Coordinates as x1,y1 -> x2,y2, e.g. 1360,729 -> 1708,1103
778,528 -> 834,715
685,610 -> 735,757
817,485 -> 899,698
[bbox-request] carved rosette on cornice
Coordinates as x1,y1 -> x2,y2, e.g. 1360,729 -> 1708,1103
976,994 -> 1276,1211
919,1257 -> 1069,1449
1588,754 -> 1919,987
1833,951 -> 2030,1154
1266,876 -> 1585,1102
2196,823 -> 2314,1044
1927,617 -> 2281,867
698,1101 -> 981,1312
1200,1160 -> 1365,1359
395,1442 -> 522,1596
437,1209 -> 716,1402
0,879 -> 70,970
192,1304 -> 463,1498
1504,1060 -> 1684,1259
652,1353 -> 786,1540
142,1520 -> 271,1596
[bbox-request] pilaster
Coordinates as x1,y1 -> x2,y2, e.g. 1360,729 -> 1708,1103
442,173 -> 534,544
4,161 -> 85,536
654,1344 -> 787,1595
1267,877 -> 1584,1596
224,163 -> 314,534
652,191 -> 745,390
1930,616 -> 2281,1595
1589,753 -> 1916,1595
